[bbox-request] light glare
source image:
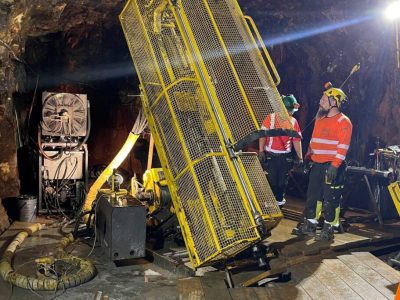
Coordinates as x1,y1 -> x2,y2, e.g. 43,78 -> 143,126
385,1 -> 400,20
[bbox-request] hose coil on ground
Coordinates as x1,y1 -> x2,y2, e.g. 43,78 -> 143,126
0,224 -> 96,291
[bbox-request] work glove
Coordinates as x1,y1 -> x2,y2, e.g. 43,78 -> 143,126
325,165 -> 338,184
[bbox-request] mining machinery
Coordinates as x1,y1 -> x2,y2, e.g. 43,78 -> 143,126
107,0 -> 298,269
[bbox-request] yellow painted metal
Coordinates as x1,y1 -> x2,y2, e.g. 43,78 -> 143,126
387,182 -> 400,217
120,0 -> 291,268
82,132 -> 139,214
244,16 -> 281,86
142,168 -> 167,214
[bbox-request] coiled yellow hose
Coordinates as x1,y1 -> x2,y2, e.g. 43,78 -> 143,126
0,224 -> 96,290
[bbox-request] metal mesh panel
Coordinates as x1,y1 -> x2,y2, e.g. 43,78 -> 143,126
176,171 -> 218,262
193,157 -> 259,248
120,2 -> 163,105
239,153 -> 283,229
120,0 -> 285,268
167,83 -> 222,162
152,96 -> 187,177
120,0 -> 261,268
180,0 -> 293,144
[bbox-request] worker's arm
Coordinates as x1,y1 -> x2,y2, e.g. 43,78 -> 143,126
293,140 -> 303,162
304,146 -> 312,161
259,137 -> 266,153
259,115 -> 271,155
331,118 -> 353,168
292,118 -> 303,162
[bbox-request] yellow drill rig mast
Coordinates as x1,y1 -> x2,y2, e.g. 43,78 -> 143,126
120,0 -> 297,268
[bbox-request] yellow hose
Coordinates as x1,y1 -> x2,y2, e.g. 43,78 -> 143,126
0,224 -> 96,290
82,111 -> 147,215
82,132 -> 140,214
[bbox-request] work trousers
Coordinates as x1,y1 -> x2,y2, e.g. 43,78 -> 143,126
260,152 -> 293,203
304,162 -> 345,222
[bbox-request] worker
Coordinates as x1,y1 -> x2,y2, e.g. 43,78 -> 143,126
292,84 -> 352,241
259,94 -> 303,208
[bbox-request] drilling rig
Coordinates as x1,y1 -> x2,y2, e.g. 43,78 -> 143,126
119,0 -> 298,269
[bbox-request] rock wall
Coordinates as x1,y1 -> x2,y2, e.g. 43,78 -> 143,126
240,0 -> 400,163
0,0 -> 19,233
0,0 -> 399,232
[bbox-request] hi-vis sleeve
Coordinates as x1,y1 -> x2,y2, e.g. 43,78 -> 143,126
332,116 -> 352,168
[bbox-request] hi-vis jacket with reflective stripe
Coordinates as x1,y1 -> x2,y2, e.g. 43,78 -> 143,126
309,112 -> 352,168
261,113 -> 302,154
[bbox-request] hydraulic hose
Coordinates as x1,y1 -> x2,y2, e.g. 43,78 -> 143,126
82,131 -> 140,213
0,224 -> 96,290
81,110 -> 147,216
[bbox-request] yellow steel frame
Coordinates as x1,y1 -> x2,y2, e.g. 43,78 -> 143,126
168,1 -> 283,223
387,182 -> 400,217
120,0 -> 286,268
167,3 -> 263,226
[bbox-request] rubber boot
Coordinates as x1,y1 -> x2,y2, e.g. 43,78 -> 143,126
291,218 -> 317,236
315,222 -> 334,241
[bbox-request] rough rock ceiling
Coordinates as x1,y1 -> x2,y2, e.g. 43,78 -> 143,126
0,0 -> 399,205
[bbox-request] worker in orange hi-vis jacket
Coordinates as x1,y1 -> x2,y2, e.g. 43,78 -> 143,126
259,95 -> 303,209
292,84 -> 352,241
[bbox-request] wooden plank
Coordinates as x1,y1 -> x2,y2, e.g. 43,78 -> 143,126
323,258 -> 388,300
290,264 -> 335,300
351,252 -> 400,284
267,219 -> 299,244
229,288 -> 259,300
200,273 -> 232,300
338,254 -> 394,299
279,238 -> 331,257
274,283 -> 312,300
253,286 -> 282,300
241,267 -> 287,287
177,277 -> 206,300
304,262 -> 362,299
331,232 -> 370,250
350,226 -> 390,240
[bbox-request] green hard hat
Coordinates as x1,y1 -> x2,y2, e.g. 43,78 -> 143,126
282,94 -> 300,112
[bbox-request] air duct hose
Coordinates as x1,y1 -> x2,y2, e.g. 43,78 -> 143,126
0,223 -> 96,290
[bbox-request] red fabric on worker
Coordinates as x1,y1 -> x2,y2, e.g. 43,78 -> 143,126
261,113 -> 301,154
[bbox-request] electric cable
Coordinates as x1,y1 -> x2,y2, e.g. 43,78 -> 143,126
71,100 -> 91,152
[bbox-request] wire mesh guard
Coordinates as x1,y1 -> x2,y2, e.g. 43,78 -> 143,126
120,0 -> 290,268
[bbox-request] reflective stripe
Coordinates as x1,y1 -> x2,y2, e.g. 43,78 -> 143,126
335,154 -> 346,160
269,113 -> 275,130
312,149 -> 337,155
330,185 -> 344,189
311,138 -> 339,145
337,144 -> 349,149
265,146 -> 290,154
266,113 -> 275,150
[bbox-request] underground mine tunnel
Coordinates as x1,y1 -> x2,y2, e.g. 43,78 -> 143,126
0,0 -> 400,299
